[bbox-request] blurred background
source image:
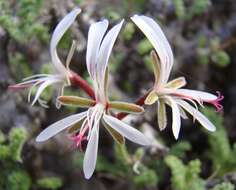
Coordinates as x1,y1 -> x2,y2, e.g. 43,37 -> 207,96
0,0 -> 236,189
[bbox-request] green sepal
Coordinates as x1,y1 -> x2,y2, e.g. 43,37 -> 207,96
165,77 -> 186,89
58,96 -> 96,108
145,91 -> 159,105
109,101 -> 144,114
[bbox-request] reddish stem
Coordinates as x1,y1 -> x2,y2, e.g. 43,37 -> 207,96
69,72 -> 95,100
116,90 -> 151,120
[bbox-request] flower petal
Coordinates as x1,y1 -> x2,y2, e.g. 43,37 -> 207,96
31,77 -> 63,106
50,8 -> 81,74
97,20 -> 124,86
176,99 -> 216,132
36,111 -> 87,142
83,126 -> 99,179
86,20 -> 109,79
166,97 -> 181,139
103,114 -> 151,146
174,89 -> 217,102
102,119 -> 125,144
131,15 -> 174,84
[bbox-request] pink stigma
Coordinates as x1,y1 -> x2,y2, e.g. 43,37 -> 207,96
207,91 -> 224,112
69,125 -> 89,151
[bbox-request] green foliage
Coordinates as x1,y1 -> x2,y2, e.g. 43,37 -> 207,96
122,22 -> 135,41
188,0 -> 211,18
168,141 -> 191,158
211,50 -> 230,67
165,155 -> 205,190
173,0 -> 186,19
9,127 -> 28,162
210,182 -> 235,190
196,36 -> 230,67
0,0 -> 49,43
0,128 -> 31,190
172,0 -> 210,20
132,166 -> 158,188
9,52 -> 32,80
202,107 -> 236,175
37,177 -> 62,190
137,38 -> 153,55
6,170 -> 31,190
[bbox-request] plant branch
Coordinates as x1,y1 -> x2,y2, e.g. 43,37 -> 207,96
69,71 -> 95,100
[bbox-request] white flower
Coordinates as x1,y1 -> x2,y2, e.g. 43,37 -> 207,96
9,8 -> 81,108
131,15 -> 223,139
36,19 -> 151,179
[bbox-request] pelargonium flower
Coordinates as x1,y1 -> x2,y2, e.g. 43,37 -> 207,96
36,19 -> 150,179
131,15 -> 223,139
9,8 -> 81,108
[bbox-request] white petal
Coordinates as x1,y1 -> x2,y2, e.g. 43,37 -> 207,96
50,8 -> 81,74
131,15 -> 174,83
86,20 -> 109,79
36,111 -> 87,142
103,114 -> 151,146
174,89 -> 217,101
176,99 -> 216,132
31,78 -> 62,106
166,97 -> 181,139
83,126 -> 99,179
96,20 -> 124,86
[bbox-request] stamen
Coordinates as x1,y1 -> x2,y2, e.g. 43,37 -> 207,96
69,125 -> 89,151
206,91 -> 224,112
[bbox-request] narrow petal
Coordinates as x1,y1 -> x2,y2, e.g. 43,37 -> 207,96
166,97 -> 181,139
176,99 -> 216,132
36,111 -> 87,142
50,8 -> 81,74
174,89 -> 217,102
157,99 -> 167,131
86,20 -> 109,79
83,126 -> 99,179
31,78 -> 63,106
131,15 -> 174,83
97,20 -> 124,85
102,119 -> 125,144
109,101 -> 144,114
103,114 -> 151,146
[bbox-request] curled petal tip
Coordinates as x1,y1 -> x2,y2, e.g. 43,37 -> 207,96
207,91 -> 224,112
